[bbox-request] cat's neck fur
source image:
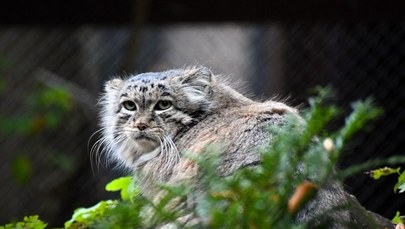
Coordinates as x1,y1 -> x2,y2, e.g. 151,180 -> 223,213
210,80 -> 254,110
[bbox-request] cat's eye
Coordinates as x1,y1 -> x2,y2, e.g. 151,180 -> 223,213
155,100 -> 172,111
122,101 -> 137,111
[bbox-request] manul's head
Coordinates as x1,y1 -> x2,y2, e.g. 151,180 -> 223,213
96,66 -> 213,170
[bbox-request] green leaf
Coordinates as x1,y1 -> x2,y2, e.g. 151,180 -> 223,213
368,167 -> 401,180
339,99 -> 383,144
105,176 -> 137,201
397,183 -> 405,194
90,200 -> 145,228
338,156 -> 405,180
38,87 -> 72,111
11,155 -> 32,185
0,116 -> 34,135
22,216 -> 47,229
64,200 -> 118,228
44,112 -> 62,129
0,215 -> 47,229
392,211 -> 405,224
394,170 -> 405,193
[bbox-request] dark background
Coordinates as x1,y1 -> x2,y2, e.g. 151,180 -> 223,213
0,0 -> 404,226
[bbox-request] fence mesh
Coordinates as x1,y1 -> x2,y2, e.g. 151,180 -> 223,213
0,23 -> 404,226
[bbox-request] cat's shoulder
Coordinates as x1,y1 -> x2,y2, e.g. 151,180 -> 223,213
234,100 -> 297,116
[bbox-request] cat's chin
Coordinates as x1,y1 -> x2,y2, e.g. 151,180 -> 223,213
135,135 -> 155,142
132,147 -> 160,169
133,136 -> 159,152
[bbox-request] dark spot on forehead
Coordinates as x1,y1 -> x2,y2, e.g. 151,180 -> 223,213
125,84 -> 137,91
157,84 -> 166,90
139,86 -> 148,93
126,72 -> 173,95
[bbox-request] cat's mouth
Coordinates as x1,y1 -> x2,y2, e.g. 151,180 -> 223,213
135,135 -> 155,141
133,131 -> 155,141
132,132 -> 159,150
124,129 -> 160,151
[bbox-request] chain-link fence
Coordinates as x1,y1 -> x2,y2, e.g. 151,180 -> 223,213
0,23 -> 404,226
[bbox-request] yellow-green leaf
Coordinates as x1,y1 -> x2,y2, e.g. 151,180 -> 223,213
368,167 -> 400,180
392,211 -> 405,224
105,176 -> 132,201
394,171 -> 405,193
64,200 -> 117,228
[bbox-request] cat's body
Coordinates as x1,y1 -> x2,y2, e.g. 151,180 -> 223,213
98,66 -> 393,228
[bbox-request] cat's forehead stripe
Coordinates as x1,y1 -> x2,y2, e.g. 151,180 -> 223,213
139,86 -> 148,93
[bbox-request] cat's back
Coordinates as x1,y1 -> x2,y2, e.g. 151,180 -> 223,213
175,100 -> 297,176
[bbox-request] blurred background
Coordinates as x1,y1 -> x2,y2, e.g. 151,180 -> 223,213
0,0 -> 404,227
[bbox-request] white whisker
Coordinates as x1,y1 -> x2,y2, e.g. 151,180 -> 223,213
89,125 -> 132,172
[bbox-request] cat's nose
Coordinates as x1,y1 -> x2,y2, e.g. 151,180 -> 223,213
135,123 -> 149,131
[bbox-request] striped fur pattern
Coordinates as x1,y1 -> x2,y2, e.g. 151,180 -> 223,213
97,67 -> 214,175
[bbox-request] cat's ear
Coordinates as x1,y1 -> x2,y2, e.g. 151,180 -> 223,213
104,78 -> 124,92
180,66 -> 213,93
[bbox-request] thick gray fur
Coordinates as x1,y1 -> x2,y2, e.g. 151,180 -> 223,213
97,66 -> 394,228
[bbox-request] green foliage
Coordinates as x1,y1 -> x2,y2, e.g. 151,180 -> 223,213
65,177 -> 141,228
89,200 -> 145,229
394,170 -> 405,194
393,211 -> 405,225
35,87 -> 72,111
64,200 -> 118,228
0,85 -> 72,135
362,166 -> 405,194
28,86 -> 72,131
0,116 -> 35,135
333,99 -> 383,166
0,216 -> 47,229
65,177 -> 146,229
0,77 -> 74,184
337,99 -> 383,143
368,167 -> 401,180
11,155 -> 32,185
105,176 -> 138,202
0,56 -> 72,135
